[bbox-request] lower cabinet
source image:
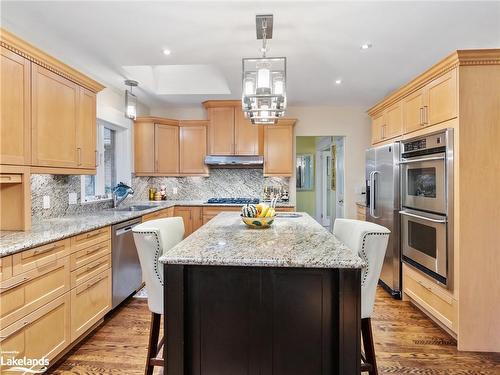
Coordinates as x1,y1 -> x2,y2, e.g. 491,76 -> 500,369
356,204 -> 366,221
70,268 -> 112,342
174,206 -> 203,237
0,292 -> 71,373
142,206 -> 174,222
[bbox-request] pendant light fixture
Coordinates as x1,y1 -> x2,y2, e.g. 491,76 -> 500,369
242,14 -> 286,125
124,79 -> 139,120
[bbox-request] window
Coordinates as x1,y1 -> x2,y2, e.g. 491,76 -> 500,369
81,123 -> 117,203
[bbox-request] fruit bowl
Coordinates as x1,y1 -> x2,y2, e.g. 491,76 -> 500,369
241,215 -> 276,229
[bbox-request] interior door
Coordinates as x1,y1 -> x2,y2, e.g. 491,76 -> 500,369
321,150 -> 332,228
335,139 -> 345,221
32,64 -> 79,168
155,123 -> 179,174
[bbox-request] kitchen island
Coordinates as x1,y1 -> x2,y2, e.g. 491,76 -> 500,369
160,212 -> 365,375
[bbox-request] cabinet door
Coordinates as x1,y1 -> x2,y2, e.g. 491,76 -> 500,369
155,123 -> 179,175
426,69 -> 457,126
403,89 -> 425,133
70,268 -> 111,342
191,207 -> 203,232
234,109 -> 259,155
180,124 -> 207,174
134,121 -> 155,174
371,113 -> 384,144
264,124 -> 293,176
175,207 -> 193,237
0,47 -> 31,165
384,102 -> 403,139
77,88 -> 96,168
208,107 -> 234,155
32,64 -> 79,168
0,292 -> 71,372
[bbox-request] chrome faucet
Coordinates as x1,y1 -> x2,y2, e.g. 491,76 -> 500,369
112,182 -> 134,208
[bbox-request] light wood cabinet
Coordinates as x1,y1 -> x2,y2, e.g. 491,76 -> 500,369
142,207 -> 174,222
155,123 -> 179,175
179,121 -> 208,175
384,102 -> 403,139
264,121 -> 294,176
403,88 -> 426,133
0,47 -> 31,165
70,239 -> 111,271
0,256 -> 71,329
174,206 -> 203,237
134,120 -> 155,174
202,206 -> 242,224
32,64 -> 80,168
0,255 -> 13,281
371,112 -> 385,144
77,88 -> 97,168
426,69 -> 457,126
70,254 -> 111,289
70,268 -> 111,342
0,292 -> 71,372
207,106 -> 235,155
0,165 -> 31,231
70,226 -> 111,253
234,109 -> 260,155
356,204 -> 366,221
12,239 -> 71,276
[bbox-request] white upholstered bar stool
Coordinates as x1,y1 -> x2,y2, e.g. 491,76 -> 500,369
132,217 -> 184,375
333,219 -> 390,375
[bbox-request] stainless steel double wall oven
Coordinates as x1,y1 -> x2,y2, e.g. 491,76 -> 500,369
400,129 -> 454,288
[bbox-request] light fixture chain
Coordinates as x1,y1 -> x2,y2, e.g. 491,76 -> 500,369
261,19 -> 267,58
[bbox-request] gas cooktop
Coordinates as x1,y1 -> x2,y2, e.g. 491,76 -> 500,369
206,198 -> 260,205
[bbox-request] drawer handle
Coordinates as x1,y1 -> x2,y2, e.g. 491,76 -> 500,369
0,320 -> 30,339
85,260 -> 105,272
33,243 -> 59,255
78,275 -> 105,294
85,245 -> 107,255
84,229 -> 104,239
1,276 -> 31,290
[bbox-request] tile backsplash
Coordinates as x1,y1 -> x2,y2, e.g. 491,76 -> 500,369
31,169 -> 289,220
130,169 -> 289,201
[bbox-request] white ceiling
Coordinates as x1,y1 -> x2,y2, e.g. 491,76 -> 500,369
1,1 -> 499,110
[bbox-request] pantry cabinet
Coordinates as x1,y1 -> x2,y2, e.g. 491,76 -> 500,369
0,47 -> 31,165
179,121 -> 208,175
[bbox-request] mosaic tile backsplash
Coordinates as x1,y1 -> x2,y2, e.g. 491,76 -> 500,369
31,170 -> 289,220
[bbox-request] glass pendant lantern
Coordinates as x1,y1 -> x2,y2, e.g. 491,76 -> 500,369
242,15 -> 287,125
124,80 -> 139,120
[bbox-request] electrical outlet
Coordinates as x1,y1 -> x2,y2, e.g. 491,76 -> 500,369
173,187 -> 178,195
43,196 -> 51,209
68,192 -> 77,205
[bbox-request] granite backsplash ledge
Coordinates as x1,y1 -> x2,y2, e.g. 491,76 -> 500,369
130,169 -> 289,202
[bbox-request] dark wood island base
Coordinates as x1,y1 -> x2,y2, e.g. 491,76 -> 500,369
165,264 -> 361,375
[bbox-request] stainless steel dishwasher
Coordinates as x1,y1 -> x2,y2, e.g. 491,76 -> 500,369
112,218 -> 143,308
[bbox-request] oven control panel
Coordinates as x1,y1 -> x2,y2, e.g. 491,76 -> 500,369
402,132 -> 446,155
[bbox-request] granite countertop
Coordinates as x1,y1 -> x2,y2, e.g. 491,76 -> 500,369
0,200 -> 295,257
159,212 -> 364,269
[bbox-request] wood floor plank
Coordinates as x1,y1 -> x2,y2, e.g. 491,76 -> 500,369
47,288 -> 500,374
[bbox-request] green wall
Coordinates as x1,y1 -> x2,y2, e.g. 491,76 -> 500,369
296,136 -> 316,217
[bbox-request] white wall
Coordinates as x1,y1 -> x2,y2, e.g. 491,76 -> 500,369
97,87 -> 150,185
150,104 -> 371,219
287,106 -> 370,219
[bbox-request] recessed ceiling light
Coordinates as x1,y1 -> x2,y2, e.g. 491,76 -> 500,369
162,48 -> 171,56
335,79 -> 342,85
360,43 -> 372,50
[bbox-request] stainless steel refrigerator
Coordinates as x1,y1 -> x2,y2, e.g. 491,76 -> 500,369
366,142 -> 401,299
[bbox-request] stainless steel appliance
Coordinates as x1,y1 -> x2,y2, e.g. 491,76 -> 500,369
366,142 -> 401,298
206,197 -> 260,204
112,218 -> 143,308
400,129 -> 454,288
204,155 -> 264,166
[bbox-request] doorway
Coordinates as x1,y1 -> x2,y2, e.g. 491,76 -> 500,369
296,136 -> 345,231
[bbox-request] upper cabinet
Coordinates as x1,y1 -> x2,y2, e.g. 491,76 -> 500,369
369,64 -> 458,144
155,123 -> 179,175
264,119 -> 295,177
179,121 -> 208,176
203,101 -> 260,156
0,47 -> 31,165
0,29 -> 104,173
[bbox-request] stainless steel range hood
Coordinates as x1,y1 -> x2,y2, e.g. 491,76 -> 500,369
204,155 -> 264,167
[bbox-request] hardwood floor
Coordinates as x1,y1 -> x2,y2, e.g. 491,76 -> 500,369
48,287 -> 500,374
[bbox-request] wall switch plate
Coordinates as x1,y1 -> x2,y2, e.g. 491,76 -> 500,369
68,192 -> 77,205
173,187 -> 178,195
43,196 -> 51,209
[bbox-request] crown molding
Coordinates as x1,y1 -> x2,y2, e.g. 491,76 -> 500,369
367,49 -> 500,116
203,100 -> 241,108
134,117 -> 180,126
0,28 -> 105,93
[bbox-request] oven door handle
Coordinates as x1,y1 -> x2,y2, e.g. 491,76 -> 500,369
399,210 -> 447,223
399,156 -> 445,164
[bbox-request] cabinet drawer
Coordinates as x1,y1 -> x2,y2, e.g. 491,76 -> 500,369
403,265 -> 457,332
275,206 -> 295,212
12,239 -> 70,276
0,292 -> 71,372
70,268 -> 111,342
142,207 -> 174,222
0,256 -> 70,329
71,254 -> 111,288
0,255 -> 12,281
70,226 -> 111,253
70,239 -> 111,271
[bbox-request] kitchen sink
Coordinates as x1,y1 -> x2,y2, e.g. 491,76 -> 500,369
115,205 -> 154,212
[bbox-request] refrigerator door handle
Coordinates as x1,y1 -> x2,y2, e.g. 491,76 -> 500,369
370,171 -> 380,218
